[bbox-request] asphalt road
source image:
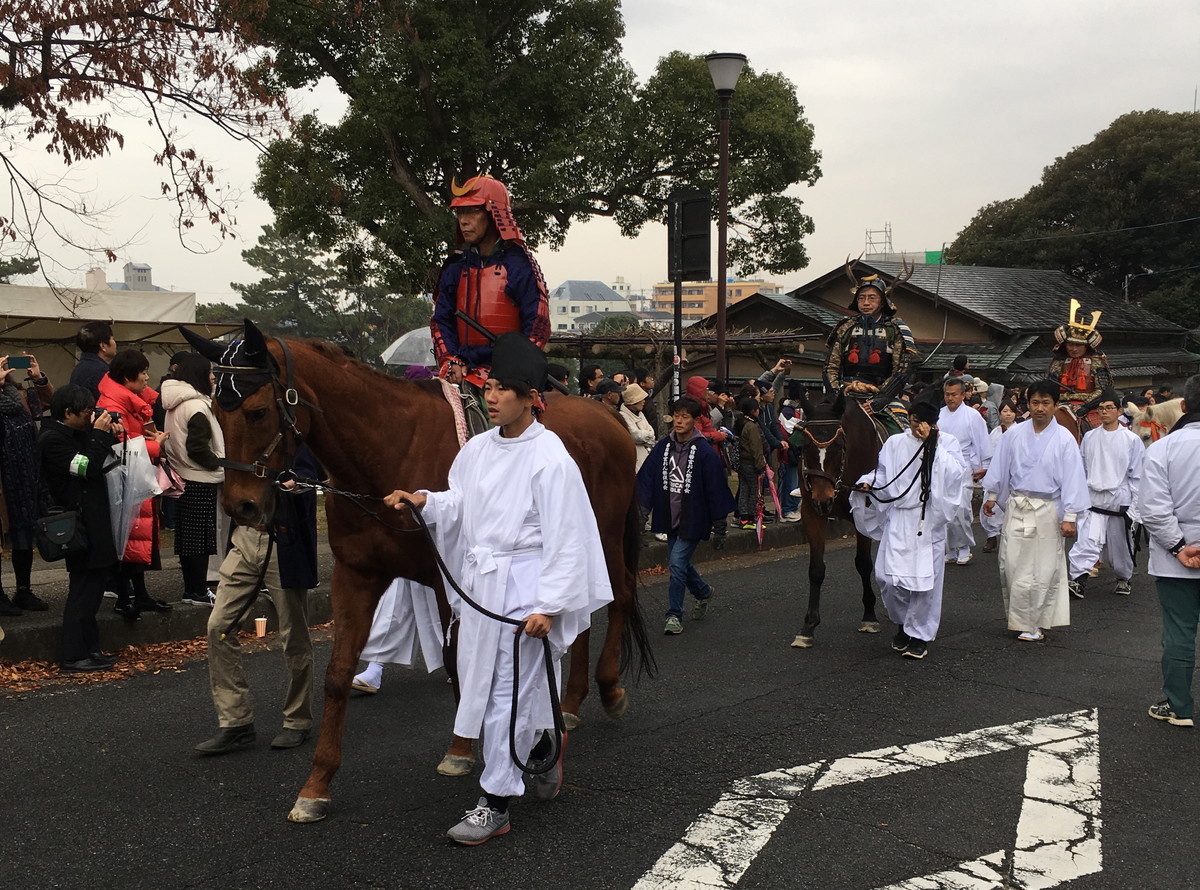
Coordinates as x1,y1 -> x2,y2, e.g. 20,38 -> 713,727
3,537 -> 1196,890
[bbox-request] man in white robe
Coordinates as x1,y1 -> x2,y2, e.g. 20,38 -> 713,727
852,400 -> 969,659
938,376 -> 992,564
385,333 -> 612,845
1067,391 -> 1144,598
981,380 -> 1090,642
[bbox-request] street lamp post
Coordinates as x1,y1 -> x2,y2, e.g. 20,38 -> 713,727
706,52 -> 746,384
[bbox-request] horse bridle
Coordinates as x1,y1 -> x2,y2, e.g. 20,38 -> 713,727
215,337 -> 323,482
797,420 -> 847,495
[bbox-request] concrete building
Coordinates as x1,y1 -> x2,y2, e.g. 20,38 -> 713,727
549,279 -> 636,331
650,278 -> 782,325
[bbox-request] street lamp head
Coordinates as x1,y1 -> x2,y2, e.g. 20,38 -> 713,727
705,52 -> 747,98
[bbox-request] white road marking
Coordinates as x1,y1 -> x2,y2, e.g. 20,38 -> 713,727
633,710 -> 1101,890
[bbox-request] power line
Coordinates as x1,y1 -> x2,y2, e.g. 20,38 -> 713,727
956,214 -> 1200,248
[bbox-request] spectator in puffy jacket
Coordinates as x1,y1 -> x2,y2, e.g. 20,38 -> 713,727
97,349 -> 172,620
162,353 -> 226,607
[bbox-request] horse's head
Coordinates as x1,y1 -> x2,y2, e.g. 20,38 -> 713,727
1127,399 -> 1177,448
797,391 -> 847,517
180,319 -> 306,526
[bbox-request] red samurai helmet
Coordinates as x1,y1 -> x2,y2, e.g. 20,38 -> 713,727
450,174 -> 526,245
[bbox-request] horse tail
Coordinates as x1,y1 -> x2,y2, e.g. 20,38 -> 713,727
621,495 -> 657,681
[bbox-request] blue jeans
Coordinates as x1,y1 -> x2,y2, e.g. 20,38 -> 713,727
782,463 -> 799,515
666,535 -> 711,619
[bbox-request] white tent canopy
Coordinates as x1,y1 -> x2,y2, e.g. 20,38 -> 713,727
0,283 -> 241,384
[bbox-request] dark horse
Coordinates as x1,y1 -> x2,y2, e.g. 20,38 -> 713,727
790,391 -> 885,648
182,321 -> 652,823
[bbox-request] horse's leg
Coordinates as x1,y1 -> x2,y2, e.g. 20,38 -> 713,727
792,504 -> 825,648
855,532 -> 880,633
437,618 -> 476,776
561,629 -> 591,731
290,562 -> 386,823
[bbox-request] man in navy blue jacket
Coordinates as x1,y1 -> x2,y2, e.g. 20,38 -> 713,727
638,396 -> 736,635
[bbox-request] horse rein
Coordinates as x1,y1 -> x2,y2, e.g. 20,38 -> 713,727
1139,418 -> 1167,443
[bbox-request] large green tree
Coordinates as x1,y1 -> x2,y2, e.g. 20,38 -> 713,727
248,0 -> 821,292
948,110 -> 1200,326
215,225 -> 432,365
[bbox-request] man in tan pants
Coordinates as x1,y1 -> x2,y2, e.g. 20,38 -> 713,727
195,524 -> 314,754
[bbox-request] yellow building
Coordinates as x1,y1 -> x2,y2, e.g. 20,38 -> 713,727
651,279 -> 782,324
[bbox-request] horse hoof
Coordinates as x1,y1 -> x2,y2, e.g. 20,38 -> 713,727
436,754 -> 475,777
603,691 -> 628,720
858,621 -> 881,634
287,797 -> 330,823
791,635 -> 814,648
562,712 -> 582,731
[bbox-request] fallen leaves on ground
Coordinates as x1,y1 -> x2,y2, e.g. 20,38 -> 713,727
0,622 -> 335,695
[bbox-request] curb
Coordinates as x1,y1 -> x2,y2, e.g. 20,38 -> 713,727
0,518 -> 846,664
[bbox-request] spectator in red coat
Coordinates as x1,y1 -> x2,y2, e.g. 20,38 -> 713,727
97,349 -> 172,620
684,376 -> 727,444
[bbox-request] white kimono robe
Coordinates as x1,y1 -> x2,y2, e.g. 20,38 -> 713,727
852,431 -> 968,642
938,404 -> 992,556
419,421 -> 613,797
1068,425 -> 1144,581
981,419 -> 1090,633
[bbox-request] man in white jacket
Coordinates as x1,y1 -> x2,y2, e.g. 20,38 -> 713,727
852,399 -> 969,660
1139,374 -> 1200,727
938,376 -> 992,565
384,333 -> 612,845
1067,390 -> 1144,598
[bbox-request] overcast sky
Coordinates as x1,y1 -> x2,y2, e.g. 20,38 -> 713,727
8,0 -> 1200,303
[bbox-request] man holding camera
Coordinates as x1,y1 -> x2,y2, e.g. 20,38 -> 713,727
37,385 -> 123,671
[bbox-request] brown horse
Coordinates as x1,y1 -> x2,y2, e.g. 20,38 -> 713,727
790,391 -> 884,648
182,321 -> 652,823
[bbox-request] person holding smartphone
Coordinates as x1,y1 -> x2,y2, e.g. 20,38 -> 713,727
0,353 -> 54,616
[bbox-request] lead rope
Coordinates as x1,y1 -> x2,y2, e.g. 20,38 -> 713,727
274,476 -> 565,775
398,494 -> 565,775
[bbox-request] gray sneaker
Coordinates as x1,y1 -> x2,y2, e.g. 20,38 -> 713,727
525,732 -> 567,801
446,798 -> 511,845
691,589 -> 715,620
664,616 -> 683,635
1148,700 -> 1194,727
1114,579 -> 1132,596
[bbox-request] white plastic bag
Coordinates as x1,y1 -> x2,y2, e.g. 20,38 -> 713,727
106,436 -> 163,557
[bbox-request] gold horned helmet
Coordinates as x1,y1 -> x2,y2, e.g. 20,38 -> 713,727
1053,299 -> 1103,351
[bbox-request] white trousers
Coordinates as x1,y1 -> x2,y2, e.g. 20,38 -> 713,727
1068,510 -> 1134,582
878,524 -> 947,642
478,631 -> 561,798
998,495 -> 1071,633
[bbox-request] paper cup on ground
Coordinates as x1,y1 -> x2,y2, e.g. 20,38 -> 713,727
255,617 -> 268,638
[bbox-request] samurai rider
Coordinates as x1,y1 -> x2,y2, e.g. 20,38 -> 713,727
430,174 -> 551,398
824,257 -> 919,434
1048,298 -> 1114,431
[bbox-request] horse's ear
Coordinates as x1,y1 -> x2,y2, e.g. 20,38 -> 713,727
241,319 -> 276,369
798,388 -> 814,417
832,391 -> 846,417
176,325 -> 227,362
